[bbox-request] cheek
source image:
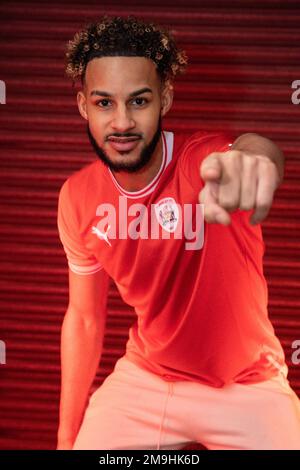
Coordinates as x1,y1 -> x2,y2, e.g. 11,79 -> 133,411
86,102 -> 106,121
87,109 -> 108,132
88,120 -> 106,144
143,107 -> 161,129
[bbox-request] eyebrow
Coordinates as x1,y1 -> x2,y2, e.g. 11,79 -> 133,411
90,87 -> 153,98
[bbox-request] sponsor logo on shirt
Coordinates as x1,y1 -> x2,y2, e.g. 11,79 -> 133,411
154,197 -> 179,233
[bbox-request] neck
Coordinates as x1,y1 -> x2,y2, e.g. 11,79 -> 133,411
110,134 -> 163,192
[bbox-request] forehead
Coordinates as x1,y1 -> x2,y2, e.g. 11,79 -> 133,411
84,56 -> 160,92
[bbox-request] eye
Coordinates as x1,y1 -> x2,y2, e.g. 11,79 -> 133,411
96,99 -> 111,107
132,97 -> 148,106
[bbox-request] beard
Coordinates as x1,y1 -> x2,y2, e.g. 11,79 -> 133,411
86,115 -> 162,173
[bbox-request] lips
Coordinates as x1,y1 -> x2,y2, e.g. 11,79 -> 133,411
108,137 -> 141,152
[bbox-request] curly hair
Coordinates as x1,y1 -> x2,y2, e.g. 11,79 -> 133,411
65,15 -> 188,86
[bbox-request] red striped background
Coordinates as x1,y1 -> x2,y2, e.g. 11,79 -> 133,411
0,0 -> 299,450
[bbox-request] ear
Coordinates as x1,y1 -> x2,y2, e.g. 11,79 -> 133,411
77,90 -> 88,120
160,81 -> 174,117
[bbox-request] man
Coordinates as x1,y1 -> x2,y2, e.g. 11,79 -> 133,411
57,15 -> 300,450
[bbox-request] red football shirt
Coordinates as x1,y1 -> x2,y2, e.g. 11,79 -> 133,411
57,130 -> 286,387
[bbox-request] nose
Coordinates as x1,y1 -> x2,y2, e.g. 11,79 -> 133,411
111,104 -> 135,132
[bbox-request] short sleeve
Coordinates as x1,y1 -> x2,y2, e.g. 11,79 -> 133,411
180,131 -> 235,189
57,179 -> 103,275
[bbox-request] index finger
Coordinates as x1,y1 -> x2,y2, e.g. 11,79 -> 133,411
200,153 -> 223,183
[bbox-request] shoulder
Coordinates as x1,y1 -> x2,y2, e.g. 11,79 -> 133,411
58,160 -> 103,208
65,159 -> 102,193
177,130 -> 235,166
180,130 -> 234,155
174,130 -> 235,188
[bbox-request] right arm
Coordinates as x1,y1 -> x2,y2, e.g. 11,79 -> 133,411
56,267 -> 110,450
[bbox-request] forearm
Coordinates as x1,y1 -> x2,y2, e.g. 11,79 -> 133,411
231,132 -> 285,186
57,306 -> 105,446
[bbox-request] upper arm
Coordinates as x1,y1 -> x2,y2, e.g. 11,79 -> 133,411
68,268 -> 110,323
57,178 -> 109,322
57,179 -> 103,276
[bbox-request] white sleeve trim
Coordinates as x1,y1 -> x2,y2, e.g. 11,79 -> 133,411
68,261 -> 103,275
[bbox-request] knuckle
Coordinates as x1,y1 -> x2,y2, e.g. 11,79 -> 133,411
224,149 -> 241,163
258,156 -> 276,172
257,154 -> 272,163
239,202 -> 254,211
220,199 -> 239,211
228,149 -> 242,158
243,154 -> 257,168
239,199 -> 254,211
219,190 -> 240,211
240,188 -> 255,210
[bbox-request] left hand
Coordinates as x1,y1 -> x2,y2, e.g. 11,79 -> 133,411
199,149 -> 280,226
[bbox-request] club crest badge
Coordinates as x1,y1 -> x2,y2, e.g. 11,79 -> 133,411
154,197 -> 179,233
